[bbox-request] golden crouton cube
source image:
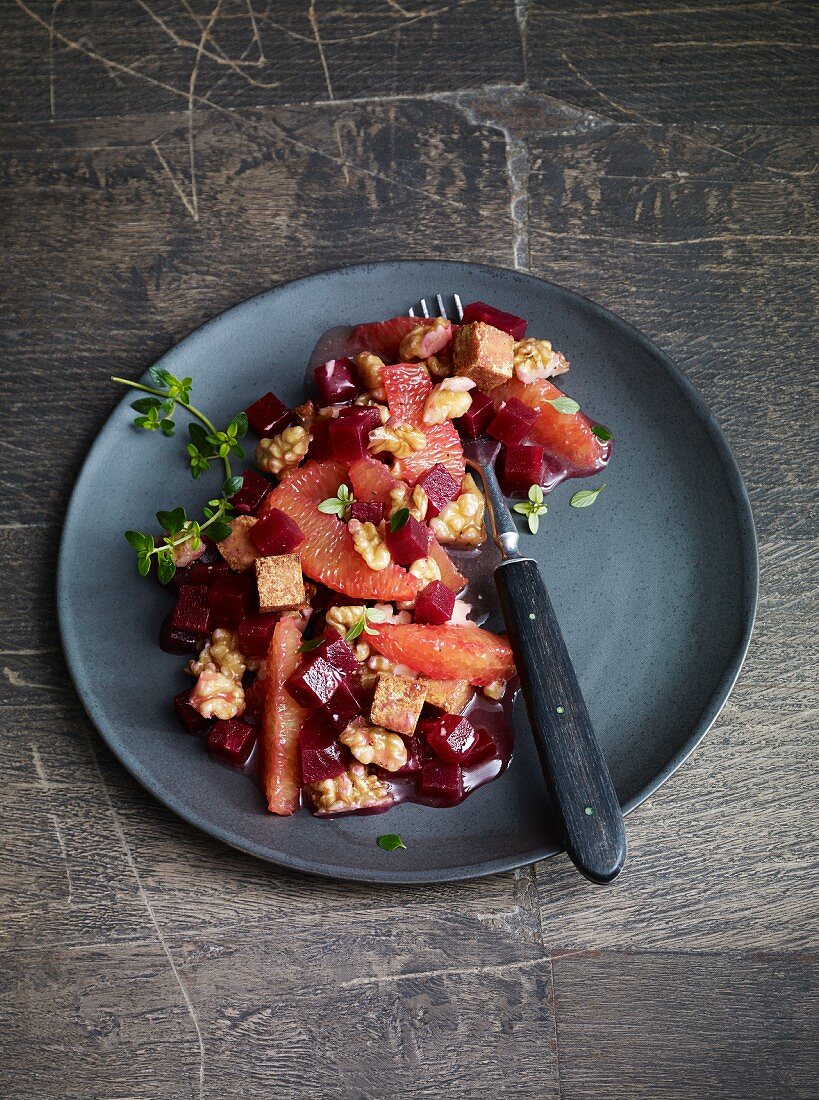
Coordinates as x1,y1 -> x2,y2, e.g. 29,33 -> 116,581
255,554 -> 306,612
370,674 -> 427,736
421,678 -> 473,715
217,515 -> 258,572
453,321 -> 514,391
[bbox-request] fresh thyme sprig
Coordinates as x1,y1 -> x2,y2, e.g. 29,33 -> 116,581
512,484 -> 549,534
112,368 -> 248,583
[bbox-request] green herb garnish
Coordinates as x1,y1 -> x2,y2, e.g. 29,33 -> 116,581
298,636 -> 325,654
389,507 -> 410,532
377,834 -> 406,851
570,484 -> 606,509
512,484 -> 548,534
344,606 -> 391,643
112,370 -> 247,584
547,395 -> 580,415
590,424 -> 612,442
318,483 -> 355,520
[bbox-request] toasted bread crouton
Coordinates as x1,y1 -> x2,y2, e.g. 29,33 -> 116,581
255,554 -> 306,612
370,673 -> 427,736
453,321 -> 514,392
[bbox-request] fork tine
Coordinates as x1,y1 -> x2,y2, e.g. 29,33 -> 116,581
435,293 -> 447,319
408,306 -> 415,317
419,298 -> 430,319
453,293 -> 464,322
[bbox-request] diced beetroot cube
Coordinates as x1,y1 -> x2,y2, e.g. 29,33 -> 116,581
230,468 -> 272,515
300,715 -> 350,783
338,405 -> 383,433
420,713 -> 478,763
307,417 -> 333,461
182,559 -> 230,587
237,611 -> 280,658
461,301 -> 527,340
323,682 -> 365,733
249,507 -> 304,556
329,417 -> 368,463
487,397 -> 539,446
350,500 -> 384,525
418,757 -> 463,803
286,655 -> 343,708
173,689 -> 212,736
208,719 -> 257,766
315,358 -> 358,405
385,514 -> 431,566
466,726 -> 500,764
415,463 -> 460,518
242,677 -> 266,725
414,580 -> 455,625
455,388 -> 494,439
169,584 -> 211,636
316,629 -> 361,678
208,573 -> 255,628
245,391 -> 291,437
499,443 -> 546,496
160,611 -> 202,654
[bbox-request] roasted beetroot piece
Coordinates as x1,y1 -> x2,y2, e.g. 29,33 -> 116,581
329,416 -> 368,463
315,358 -> 358,405
414,580 -> 456,625
183,559 -> 230,587
242,677 -> 266,725
208,573 -> 255,628
487,397 -> 539,446
173,689 -> 212,736
466,726 -> 500,764
421,713 -> 478,763
499,443 -> 547,496
418,756 -> 464,803
338,405 -> 383,433
246,391 -> 291,437
306,417 -> 333,462
169,584 -> 211,636
415,463 -> 460,518
300,714 -> 350,783
230,468 -> 273,515
391,735 -> 424,776
160,611 -> 202,654
323,681 -> 365,733
249,507 -> 304,556
286,655 -> 343,708
349,500 -> 384,525
237,611 -> 280,658
455,388 -> 494,439
385,514 -> 430,566
207,719 -> 257,766
317,629 -> 361,678
461,301 -> 527,340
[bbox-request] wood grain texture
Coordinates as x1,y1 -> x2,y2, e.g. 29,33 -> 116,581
1,1 -> 817,1096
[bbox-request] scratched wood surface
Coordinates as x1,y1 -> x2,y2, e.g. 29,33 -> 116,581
1,2 -> 817,1098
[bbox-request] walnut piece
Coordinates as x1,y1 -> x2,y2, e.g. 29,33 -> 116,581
348,519 -> 391,571
408,555 -> 441,586
399,316 -> 452,361
256,425 -> 310,476
483,679 -> 506,701
169,522 -> 207,568
389,483 -> 428,523
513,338 -> 570,384
355,352 -> 387,401
422,376 -> 475,425
423,354 -> 452,379
188,628 -> 246,682
189,668 -> 245,720
340,721 -> 408,772
369,421 -> 426,459
430,473 -> 486,547
306,764 -> 393,815
325,604 -> 366,635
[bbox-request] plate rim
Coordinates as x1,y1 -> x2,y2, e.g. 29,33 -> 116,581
57,260 -> 759,884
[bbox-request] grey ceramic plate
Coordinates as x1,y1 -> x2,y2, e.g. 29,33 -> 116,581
58,261 -> 757,883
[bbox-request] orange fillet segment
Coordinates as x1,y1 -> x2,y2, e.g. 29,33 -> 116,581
353,316 -> 421,361
260,617 -> 307,815
382,364 -> 465,486
263,460 -> 418,602
349,456 -> 398,508
369,623 -> 515,686
429,542 -> 467,594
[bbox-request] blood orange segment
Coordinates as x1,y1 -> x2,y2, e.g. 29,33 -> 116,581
260,617 -> 306,815
353,316 -> 420,362
349,457 -> 397,508
369,624 -> 515,686
429,542 -> 467,594
263,460 -> 418,602
382,365 -> 465,486
493,378 -> 609,475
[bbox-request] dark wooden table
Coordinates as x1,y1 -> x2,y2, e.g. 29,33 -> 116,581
2,2 -> 817,1097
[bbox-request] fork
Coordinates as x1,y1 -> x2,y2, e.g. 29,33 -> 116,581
411,294 -> 627,884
